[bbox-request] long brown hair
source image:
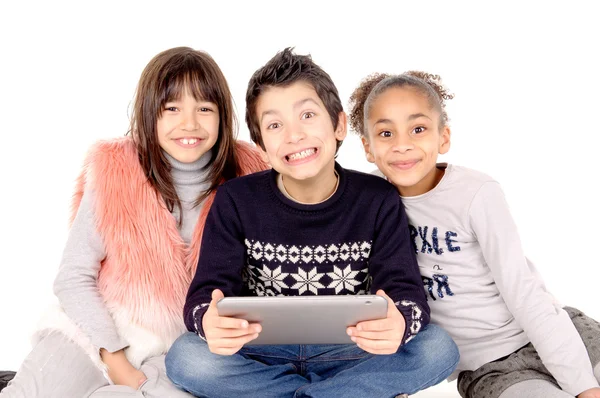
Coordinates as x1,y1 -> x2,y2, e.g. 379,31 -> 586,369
128,47 -> 238,216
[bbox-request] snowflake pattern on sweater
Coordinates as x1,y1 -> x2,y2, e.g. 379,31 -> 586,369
242,239 -> 373,296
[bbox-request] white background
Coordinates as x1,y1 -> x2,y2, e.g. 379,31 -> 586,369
1,1 -> 599,396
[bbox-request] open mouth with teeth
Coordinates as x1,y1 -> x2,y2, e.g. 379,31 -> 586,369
284,147 -> 318,164
175,137 -> 203,147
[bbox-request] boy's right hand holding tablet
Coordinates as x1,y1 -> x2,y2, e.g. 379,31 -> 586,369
202,289 -> 262,355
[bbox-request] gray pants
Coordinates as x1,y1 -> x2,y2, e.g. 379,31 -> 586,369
0,332 -> 193,398
458,307 -> 600,398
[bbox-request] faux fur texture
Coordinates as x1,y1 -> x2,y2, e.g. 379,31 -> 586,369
34,137 -> 268,370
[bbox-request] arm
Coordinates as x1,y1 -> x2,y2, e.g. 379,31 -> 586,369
53,188 -> 127,352
349,188 -> 430,352
470,182 -> 598,396
54,189 -> 143,387
370,188 -> 430,342
184,186 -> 260,352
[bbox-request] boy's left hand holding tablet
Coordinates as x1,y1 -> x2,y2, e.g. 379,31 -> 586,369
202,289 -> 262,355
346,290 -> 406,354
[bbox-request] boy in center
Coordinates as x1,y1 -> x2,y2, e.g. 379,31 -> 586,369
165,48 -> 459,398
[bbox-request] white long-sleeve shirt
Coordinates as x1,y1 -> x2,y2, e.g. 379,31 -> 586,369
376,164 -> 598,396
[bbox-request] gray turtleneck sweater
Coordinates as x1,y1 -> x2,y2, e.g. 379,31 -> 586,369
53,151 -> 212,353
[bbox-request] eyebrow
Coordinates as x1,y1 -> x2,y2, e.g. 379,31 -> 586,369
372,113 -> 432,127
260,97 -> 321,123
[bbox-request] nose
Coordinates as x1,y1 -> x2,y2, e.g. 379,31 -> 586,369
180,110 -> 199,132
285,121 -> 306,144
391,132 -> 414,153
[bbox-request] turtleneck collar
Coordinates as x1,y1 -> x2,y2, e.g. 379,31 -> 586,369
163,149 -> 213,186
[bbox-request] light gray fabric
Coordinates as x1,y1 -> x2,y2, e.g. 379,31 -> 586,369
0,332 -> 107,398
90,356 -> 193,398
1,332 -> 193,398
498,380 -> 573,398
53,188 -> 128,353
164,150 -> 212,244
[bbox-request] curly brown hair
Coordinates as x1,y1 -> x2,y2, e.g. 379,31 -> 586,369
348,71 -> 454,137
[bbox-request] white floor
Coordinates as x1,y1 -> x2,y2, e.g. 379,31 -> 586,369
412,380 -> 460,397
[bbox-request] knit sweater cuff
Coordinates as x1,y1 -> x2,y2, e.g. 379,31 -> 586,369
395,300 -> 428,345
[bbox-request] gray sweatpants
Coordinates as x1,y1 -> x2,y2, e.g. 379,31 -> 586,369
0,332 -> 193,398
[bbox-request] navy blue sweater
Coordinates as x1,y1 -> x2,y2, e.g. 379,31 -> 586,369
184,163 -> 430,344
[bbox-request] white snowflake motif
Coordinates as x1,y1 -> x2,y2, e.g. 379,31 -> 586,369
252,241 -> 263,260
314,246 -> 326,263
263,244 -> 275,261
327,244 -> 339,262
301,246 -> 313,263
291,267 -> 325,295
276,244 -> 287,262
256,265 -> 289,293
339,244 -> 350,261
360,241 -> 372,258
350,243 -> 361,261
288,246 -> 300,264
327,264 -> 363,293
254,281 -> 266,296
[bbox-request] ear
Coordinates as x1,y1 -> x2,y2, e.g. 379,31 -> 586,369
334,111 -> 348,141
439,126 -> 451,155
361,136 -> 375,163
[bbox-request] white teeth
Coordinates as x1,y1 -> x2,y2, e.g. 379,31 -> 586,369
181,138 -> 198,145
288,148 -> 316,161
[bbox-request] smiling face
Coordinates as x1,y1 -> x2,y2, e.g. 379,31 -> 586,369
256,81 -> 346,183
156,89 -> 219,163
363,86 -> 450,196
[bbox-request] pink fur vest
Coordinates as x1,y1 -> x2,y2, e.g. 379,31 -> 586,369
34,137 -> 267,369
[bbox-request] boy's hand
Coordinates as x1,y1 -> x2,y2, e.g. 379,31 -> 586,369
346,289 -> 406,355
578,388 -> 600,398
202,289 -> 262,355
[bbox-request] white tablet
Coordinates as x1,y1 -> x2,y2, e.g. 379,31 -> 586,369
216,295 -> 387,345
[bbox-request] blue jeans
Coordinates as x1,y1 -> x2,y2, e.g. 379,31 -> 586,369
166,324 -> 459,398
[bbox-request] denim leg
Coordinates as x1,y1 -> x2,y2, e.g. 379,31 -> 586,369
296,324 -> 459,398
165,332 -> 309,398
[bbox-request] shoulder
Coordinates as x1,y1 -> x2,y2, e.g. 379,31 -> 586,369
344,167 -> 397,196
233,140 -> 270,176
86,136 -> 135,158
81,137 -> 138,173
217,169 -> 272,198
443,164 -> 501,198
341,167 -> 401,215
77,137 -> 139,186
448,164 -> 497,185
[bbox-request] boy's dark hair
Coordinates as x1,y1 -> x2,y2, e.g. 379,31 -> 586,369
245,47 -> 344,152
348,71 -> 454,137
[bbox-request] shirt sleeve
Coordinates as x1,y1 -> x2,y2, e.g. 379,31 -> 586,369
369,187 -> 431,345
469,181 -> 598,395
53,189 -> 128,353
184,185 -> 246,338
